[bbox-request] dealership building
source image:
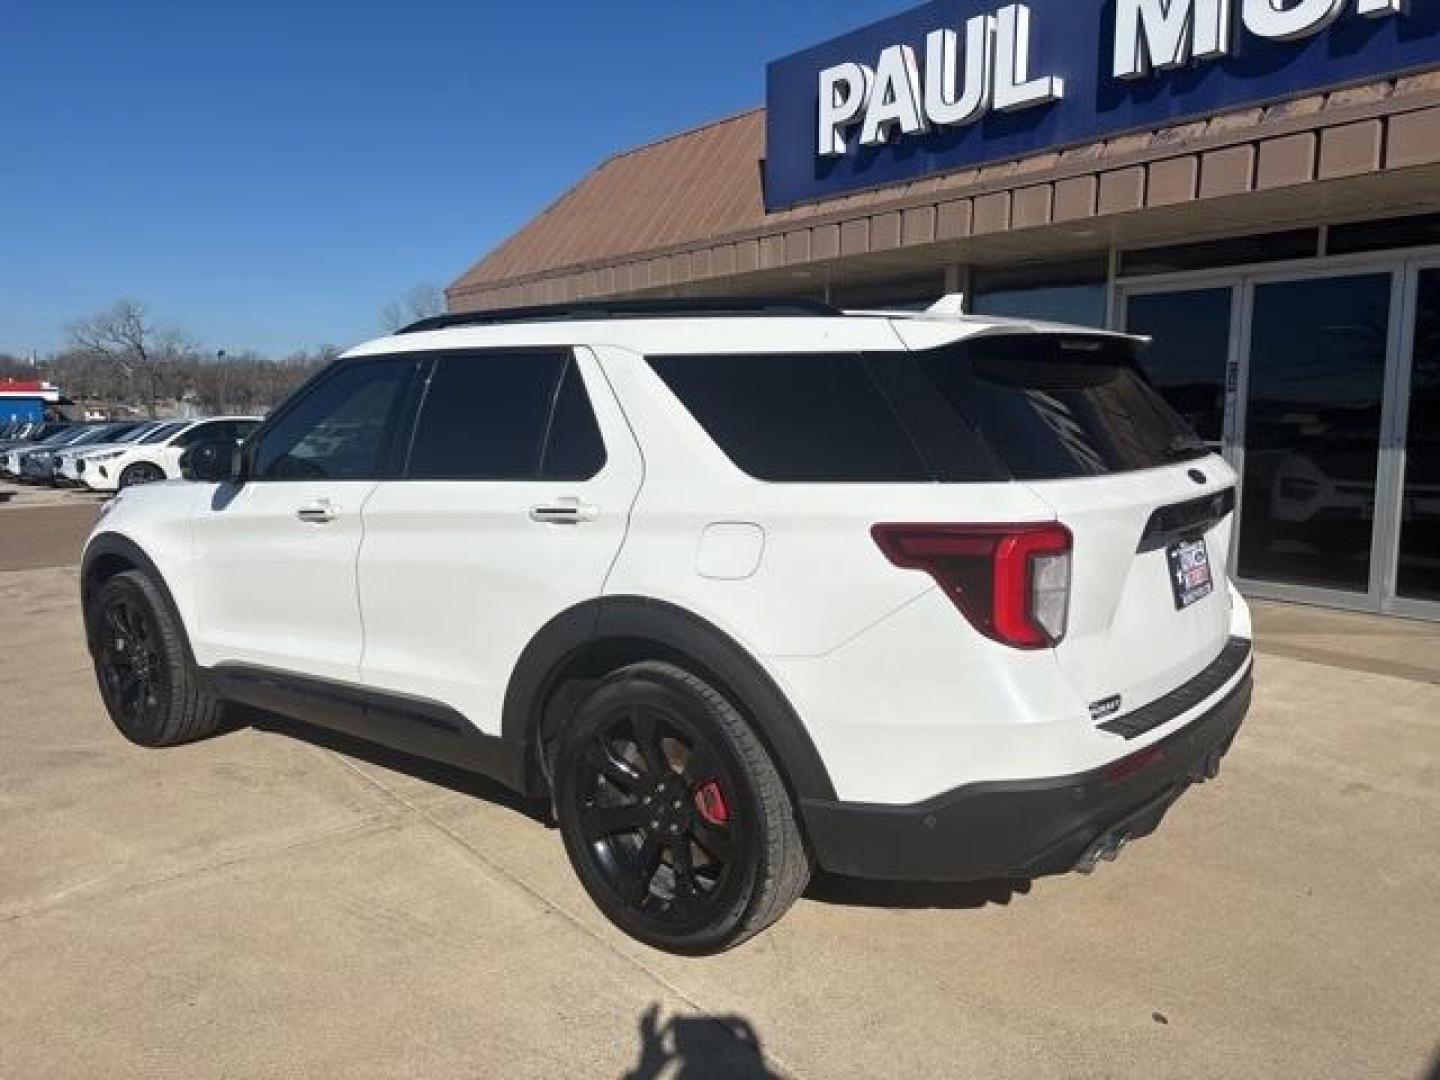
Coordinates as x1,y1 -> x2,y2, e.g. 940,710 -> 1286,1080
448,0 -> 1440,621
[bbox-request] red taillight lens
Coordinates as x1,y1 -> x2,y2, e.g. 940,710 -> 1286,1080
872,523 -> 1073,649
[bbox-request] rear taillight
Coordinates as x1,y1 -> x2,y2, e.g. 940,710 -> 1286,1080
871,523 -> 1073,649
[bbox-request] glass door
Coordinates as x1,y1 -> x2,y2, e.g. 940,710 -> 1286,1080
1384,264 -> 1440,618
1121,284 -> 1242,461
1120,258 -> 1438,621
1233,271 -> 1399,609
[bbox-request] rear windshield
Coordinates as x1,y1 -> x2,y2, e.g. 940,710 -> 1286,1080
916,335 -> 1209,480
648,335 -> 1206,483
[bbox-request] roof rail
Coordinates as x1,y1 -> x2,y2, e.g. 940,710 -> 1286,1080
396,297 -> 841,334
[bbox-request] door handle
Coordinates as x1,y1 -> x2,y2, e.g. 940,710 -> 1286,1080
529,499 -> 597,525
296,499 -> 339,524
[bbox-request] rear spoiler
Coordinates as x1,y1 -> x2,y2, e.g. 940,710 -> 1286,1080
845,293 -> 1152,348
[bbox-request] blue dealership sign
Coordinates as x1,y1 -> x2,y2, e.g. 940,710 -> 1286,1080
764,0 -> 1440,210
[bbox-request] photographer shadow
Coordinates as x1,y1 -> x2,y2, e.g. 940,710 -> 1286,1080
625,1003 -> 778,1080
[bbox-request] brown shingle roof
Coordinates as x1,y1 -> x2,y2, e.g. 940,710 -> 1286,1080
450,109 -> 766,293
447,75 -> 1440,311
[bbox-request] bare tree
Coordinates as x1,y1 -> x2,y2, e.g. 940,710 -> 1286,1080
0,353 -> 31,380
187,348 -> 331,415
380,283 -> 446,333
68,300 -> 196,418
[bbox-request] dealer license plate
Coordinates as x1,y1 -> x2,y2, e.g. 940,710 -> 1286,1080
1167,537 -> 1214,610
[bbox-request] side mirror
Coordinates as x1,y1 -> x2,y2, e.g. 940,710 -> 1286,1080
180,439 -> 243,484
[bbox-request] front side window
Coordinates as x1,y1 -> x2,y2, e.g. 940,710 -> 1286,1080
173,422 -> 220,448
405,352 -> 605,481
251,359 -> 415,481
176,420 -> 260,447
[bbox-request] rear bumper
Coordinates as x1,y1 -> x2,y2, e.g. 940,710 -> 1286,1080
800,660 -> 1251,882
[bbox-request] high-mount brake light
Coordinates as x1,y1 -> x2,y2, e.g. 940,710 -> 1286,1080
871,523 -> 1073,649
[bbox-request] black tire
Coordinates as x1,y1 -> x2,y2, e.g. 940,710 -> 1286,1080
119,462 -> 165,488
90,570 -> 225,747
553,661 -> 810,954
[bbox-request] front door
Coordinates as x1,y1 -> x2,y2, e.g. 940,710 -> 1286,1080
189,356 -> 420,681
357,347 -> 643,735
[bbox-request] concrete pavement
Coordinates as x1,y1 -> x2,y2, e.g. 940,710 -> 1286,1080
1,510 -> 1438,1077
0,494 -> 102,572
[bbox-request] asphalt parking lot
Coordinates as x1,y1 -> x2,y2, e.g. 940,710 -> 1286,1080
2,481 -> 1438,1079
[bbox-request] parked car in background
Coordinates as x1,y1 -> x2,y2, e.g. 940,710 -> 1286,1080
73,421 -> 189,489
21,422 -> 146,485
0,420 -> 40,445
83,416 -> 261,491
1,423 -> 84,478
55,422 -> 167,486
1,420 -> 71,457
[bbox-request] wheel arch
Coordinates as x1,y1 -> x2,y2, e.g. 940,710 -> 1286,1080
502,596 -> 838,805
118,458 -> 165,485
81,533 -> 196,665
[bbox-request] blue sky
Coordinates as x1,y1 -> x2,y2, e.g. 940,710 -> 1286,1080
1,0 -> 906,358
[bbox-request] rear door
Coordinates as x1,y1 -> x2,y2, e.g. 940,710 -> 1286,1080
357,347 -> 643,735
902,329 -> 1239,712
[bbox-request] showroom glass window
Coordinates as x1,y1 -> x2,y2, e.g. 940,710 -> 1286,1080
1125,289 -> 1233,447
971,258 -> 1109,328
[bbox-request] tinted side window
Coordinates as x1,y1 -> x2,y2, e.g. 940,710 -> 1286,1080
407,352 -> 567,480
540,361 -> 606,480
173,421 -> 231,448
201,421 -> 258,443
252,359 -> 415,481
648,353 -> 929,482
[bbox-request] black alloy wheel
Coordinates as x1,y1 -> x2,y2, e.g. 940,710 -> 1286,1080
581,707 -> 743,920
89,570 -> 225,747
119,462 -> 165,488
95,590 -> 170,738
554,662 -> 809,954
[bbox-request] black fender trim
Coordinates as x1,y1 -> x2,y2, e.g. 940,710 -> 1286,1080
502,596 -> 838,804
80,532 -> 197,666
83,538 -> 835,808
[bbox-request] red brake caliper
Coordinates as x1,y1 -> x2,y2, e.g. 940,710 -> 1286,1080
693,780 -> 729,825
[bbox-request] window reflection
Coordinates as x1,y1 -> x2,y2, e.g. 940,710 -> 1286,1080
1126,289 -> 1232,446
972,258 -> 1108,328
1238,275 -> 1391,593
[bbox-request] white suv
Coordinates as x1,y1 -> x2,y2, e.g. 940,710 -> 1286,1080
81,298 -> 1253,954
